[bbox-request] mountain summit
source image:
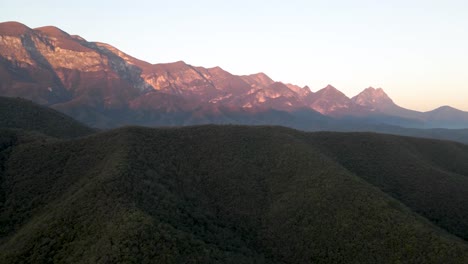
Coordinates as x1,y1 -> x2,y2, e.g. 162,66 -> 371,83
352,87 -> 396,112
1,21 -> 467,129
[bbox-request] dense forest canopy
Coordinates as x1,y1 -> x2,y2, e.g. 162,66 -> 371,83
0,97 -> 467,263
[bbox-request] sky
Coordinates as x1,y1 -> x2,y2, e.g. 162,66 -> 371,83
2,0 -> 468,111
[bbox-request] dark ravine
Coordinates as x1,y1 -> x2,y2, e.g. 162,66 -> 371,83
1,21 -> 468,131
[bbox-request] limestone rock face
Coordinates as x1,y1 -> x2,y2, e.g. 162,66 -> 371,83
352,87 -> 395,111
2,21 -> 468,129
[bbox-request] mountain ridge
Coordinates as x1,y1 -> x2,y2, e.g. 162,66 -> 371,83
1,21 -> 467,129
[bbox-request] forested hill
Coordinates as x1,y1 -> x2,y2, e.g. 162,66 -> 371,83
0,96 -> 95,138
1,123 -> 468,263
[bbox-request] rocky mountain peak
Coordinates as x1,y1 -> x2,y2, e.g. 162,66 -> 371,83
316,85 -> 347,98
241,72 -> 275,89
324,84 -> 337,90
284,83 -> 311,97
306,85 -> 358,116
352,87 -> 394,108
364,87 -> 386,96
3,21 -> 468,129
251,72 -> 274,82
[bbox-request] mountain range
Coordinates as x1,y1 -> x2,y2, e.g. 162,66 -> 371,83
1,97 -> 468,263
3,21 -> 468,263
1,21 -> 468,130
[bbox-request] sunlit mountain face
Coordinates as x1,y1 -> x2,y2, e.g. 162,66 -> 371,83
1,21 -> 468,129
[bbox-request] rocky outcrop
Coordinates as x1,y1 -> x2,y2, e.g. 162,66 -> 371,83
2,21 -> 468,129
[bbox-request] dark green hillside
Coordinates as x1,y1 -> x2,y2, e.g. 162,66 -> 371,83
1,125 -> 468,263
307,132 -> 468,241
0,96 -> 95,138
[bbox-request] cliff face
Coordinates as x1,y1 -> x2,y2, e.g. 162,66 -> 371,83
0,22 -> 150,110
2,21 -> 468,129
0,22 -> 328,127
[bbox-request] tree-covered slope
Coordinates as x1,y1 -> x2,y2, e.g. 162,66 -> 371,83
0,125 -> 467,263
307,132 -> 468,241
0,96 -> 95,138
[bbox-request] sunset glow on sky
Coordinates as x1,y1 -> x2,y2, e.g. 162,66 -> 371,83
2,0 -> 468,111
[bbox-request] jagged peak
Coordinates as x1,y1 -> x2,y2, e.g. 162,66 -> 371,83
34,26 -> 70,38
352,86 -> 395,109
317,85 -> 345,96
284,83 -> 311,97
240,72 -> 275,88
0,21 -> 32,36
314,85 -> 351,102
363,86 -> 385,94
302,86 -> 313,95
354,87 -> 391,99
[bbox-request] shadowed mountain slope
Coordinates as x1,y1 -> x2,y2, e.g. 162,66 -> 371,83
0,96 -> 94,138
0,124 -> 468,263
307,132 -> 468,241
